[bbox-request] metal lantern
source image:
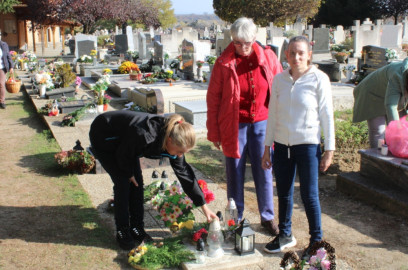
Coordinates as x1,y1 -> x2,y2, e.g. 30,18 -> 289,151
234,218 -> 255,255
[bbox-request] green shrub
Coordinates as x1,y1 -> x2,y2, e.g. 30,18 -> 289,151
333,109 -> 369,150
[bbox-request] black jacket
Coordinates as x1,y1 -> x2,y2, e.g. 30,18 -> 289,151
0,41 -> 13,72
89,110 -> 206,206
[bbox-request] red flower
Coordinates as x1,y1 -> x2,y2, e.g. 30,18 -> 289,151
228,219 -> 235,227
204,190 -> 215,204
198,228 -> 208,234
198,179 -> 208,190
192,232 -> 202,242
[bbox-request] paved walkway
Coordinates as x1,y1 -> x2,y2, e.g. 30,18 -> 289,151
17,69 -> 354,269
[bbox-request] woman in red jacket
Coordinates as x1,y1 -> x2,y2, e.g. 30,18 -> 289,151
206,17 -> 282,235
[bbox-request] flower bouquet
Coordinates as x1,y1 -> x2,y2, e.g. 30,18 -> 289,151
54,149 -> 95,174
385,48 -> 397,61
280,240 -> 335,270
205,55 -> 217,65
141,73 -> 157,84
196,60 -> 205,68
119,61 -> 140,74
77,54 -> 93,63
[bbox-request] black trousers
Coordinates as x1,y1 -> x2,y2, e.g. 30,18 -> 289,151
91,146 -> 144,230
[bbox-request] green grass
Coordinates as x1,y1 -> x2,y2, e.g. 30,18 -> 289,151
187,109 -> 369,181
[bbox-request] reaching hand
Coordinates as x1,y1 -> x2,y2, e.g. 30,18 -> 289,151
212,141 -> 221,150
129,176 -> 138,187
201,204 -> 218,223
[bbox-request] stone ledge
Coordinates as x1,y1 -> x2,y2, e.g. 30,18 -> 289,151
337,171 -> 408,218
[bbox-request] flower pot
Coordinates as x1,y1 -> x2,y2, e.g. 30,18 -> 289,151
130,73 -> 142,81
197,67 -> 203,81
334,54 -> 348,63
346,70 -> 353,81
97,104 -> 104,113
103,104 -> 108,111
39,84 -> 46,97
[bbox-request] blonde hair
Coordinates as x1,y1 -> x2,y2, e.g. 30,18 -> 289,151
162,114 -> 196,150
230,17 -> 257,42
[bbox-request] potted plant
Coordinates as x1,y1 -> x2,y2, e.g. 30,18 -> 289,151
103,94 -> 111,111
56,63 -> 76,88
75,76 -> 82,93
129,68 -> 142,80
205,55 -> 217,73
334,51 -> 349,63
54,149 -> 96,174
196,60 -> 205,68
342,64 -> 356,82
34,71 -> 54,97
127,50 -> 139,63
92,74 -> 111,113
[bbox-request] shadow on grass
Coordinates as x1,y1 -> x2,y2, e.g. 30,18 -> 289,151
18,152 -> 63,177
0,205 -> 115,250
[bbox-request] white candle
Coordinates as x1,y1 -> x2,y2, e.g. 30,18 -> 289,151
242,237 -> 249,251
377,139 -> 384,149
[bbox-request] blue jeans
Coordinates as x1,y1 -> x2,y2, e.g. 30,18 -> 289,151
273,142 -> 322,243
225,120 -> 275,221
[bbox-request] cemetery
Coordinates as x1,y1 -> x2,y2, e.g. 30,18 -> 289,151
2,2 -> 408,268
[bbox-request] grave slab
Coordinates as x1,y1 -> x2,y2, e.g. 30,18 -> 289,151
174,100 -> 207,131
45,86 -> 76,99
182,243 -> 263,270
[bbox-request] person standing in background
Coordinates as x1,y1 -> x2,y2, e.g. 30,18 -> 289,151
206,17 -> 282,235
0,31 -> 14,109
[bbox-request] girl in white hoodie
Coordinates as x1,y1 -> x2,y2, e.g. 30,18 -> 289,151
262,36 -> 335,261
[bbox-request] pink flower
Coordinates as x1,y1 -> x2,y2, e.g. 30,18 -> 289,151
168,213 -> 177,223
320,260 -> 331,270
183,197 -> 193,208
173,206 -> 182,215
316,248 -> 327,260
169,184 -> 181,195
309,255 -> 317,265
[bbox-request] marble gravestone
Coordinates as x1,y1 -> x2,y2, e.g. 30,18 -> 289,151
138,32 -> 147,59
75,34 -> 97,59
181,39 -> 194,80
115,35 -> 129,55
153,41 -> 164,66
312,28 -> 330,53
361,45 -> 387,74
77,40 -> 96,59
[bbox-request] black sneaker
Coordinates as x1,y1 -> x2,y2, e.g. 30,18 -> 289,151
0,103 -> 6,109
116,227 -> 135,250
130,226 -> 153,243
264,234 -> 297,253
301,243 -> 314,262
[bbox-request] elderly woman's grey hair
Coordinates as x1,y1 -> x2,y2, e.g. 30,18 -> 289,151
230,17 -> 257,42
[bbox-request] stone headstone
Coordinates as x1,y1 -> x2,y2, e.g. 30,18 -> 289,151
182,39 -> 194,80
68,39 -> 75,55
126,25 -> 135,51
115,34 -> 129,55
361,45 -> 387,74
303,25 -> 313,41
75,34 -> 97,59
312,28 -> 330,53
138,32 -> 147,59
333,25 -> 345,44
203,27 -> 210,39
314,61 -> 341,82
154,41 -> 164,66
154,35 -> 161,42
403,16 -> 408,43
77,40 -> 96,59
380,24 -> 402,49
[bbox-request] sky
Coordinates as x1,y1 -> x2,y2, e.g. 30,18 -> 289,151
170,0 -> 214,15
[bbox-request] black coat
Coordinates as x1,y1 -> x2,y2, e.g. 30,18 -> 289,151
0,41 -> 13,72
89,110 -> 206,207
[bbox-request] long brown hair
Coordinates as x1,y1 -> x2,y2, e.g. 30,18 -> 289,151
162,114 -> 196,150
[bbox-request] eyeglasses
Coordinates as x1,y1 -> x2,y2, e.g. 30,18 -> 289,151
233,40 -> 253,47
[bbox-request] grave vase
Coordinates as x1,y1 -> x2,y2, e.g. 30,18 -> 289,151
346,70 -> 353,81
39,84 -> 46,97
97,104 -> 104,113
197,67 -> 203,81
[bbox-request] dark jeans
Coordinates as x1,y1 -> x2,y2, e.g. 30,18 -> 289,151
91,146 -> 144,230
273,142 -> 322,243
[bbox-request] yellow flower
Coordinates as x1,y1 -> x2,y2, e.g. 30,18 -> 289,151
179,220 -> 194,230
90,50 -> 97,56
